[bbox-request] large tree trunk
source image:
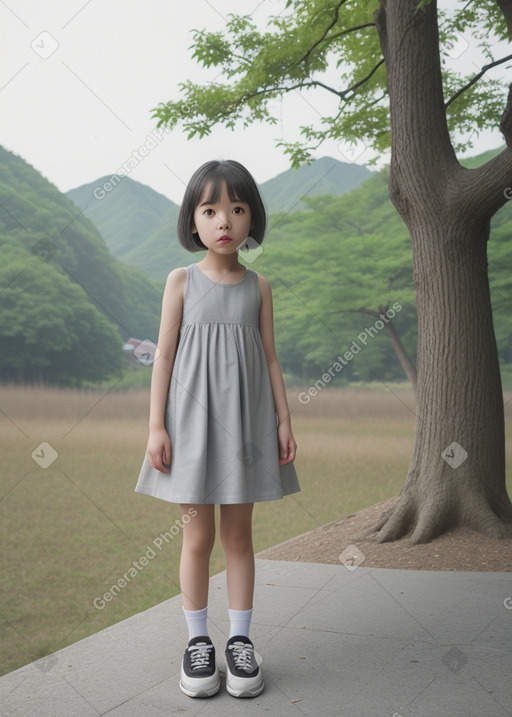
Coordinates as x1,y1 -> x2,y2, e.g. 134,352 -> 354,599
361,0 -> 512,543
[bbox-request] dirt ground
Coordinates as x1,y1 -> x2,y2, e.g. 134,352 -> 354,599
256,497 -> 512,571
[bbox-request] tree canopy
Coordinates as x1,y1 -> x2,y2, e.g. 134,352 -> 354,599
152,0 -> 511,165
151,0 -> 512,543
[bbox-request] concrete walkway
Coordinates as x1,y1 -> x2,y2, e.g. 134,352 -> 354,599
1,560 -> 511,716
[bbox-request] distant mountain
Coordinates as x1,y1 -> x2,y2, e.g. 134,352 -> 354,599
0,146 -> 162,384
66,157 -> 373,283
459,145 -> 504,168
259,156 -> 373,214
67,175 -> 189,282
4,144 -> 510,386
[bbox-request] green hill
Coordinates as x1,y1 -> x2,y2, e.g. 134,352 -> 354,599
38,144 -> 512,387
67,176 -> 176,256
260,155 -> 373,214
0,146 -> 162,385
67,176 -> 189,282
459,145 -> 504,168
66,157 -> 373,283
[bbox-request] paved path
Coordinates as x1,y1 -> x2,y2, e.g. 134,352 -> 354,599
1,560 -> 511,716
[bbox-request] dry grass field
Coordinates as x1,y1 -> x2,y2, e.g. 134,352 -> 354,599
1,384 -> 510,676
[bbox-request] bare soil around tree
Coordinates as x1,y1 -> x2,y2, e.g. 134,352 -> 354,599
257,497 -> 512,571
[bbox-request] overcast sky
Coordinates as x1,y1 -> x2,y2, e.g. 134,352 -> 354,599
0,0 -> 508,204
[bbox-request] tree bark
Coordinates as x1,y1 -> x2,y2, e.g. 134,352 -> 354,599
497,0 -> 512,37
360,0 -> 512,543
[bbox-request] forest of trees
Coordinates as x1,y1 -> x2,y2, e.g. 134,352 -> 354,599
0,145 -> 162,385
258,161 -> 512,388
1,143 -> 512,388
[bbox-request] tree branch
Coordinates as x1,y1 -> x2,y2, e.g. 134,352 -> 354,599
237,81 -> 342,108
323,23 -> 376,45
282,1 -> 376,78
235,57 -> 386,109
461,144 -> 512,218
445,53 -> 512,109
338,58 -> 385,99
294,0 -> 348,71
341,307 -> 417,389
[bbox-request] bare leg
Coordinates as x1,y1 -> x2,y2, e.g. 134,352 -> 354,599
220,503 -> 255,610
179,504 -> 215,611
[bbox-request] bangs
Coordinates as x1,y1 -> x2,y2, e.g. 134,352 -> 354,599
200,168 -> 250,206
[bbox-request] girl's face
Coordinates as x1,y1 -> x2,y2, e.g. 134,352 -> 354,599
192,181 -> 251,254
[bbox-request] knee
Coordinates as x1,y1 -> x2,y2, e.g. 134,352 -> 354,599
220,524 -> 253,554
183,525 -> 215,558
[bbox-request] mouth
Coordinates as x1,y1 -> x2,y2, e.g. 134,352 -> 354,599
217,235 -> 232,244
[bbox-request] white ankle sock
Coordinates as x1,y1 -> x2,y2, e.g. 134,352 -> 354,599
183,606 -> 209,640
228,608 -> 253,639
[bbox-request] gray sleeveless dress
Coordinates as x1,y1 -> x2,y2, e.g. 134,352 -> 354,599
135,263 -> 300,504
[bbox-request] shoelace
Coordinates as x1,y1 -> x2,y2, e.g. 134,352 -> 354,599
228,642 -> 255,673
187,642 -> 213,671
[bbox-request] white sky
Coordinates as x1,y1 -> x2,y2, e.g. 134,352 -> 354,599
0,0 -> 508,204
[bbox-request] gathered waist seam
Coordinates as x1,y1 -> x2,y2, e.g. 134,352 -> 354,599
181,321 -> 259,328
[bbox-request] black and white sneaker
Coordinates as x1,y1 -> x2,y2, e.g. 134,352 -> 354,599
179,636 -> 220,698
225,635 -> 264,698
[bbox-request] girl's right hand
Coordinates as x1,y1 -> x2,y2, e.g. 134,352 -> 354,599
146,428 -> 171,474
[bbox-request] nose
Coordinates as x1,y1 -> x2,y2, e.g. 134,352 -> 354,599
216,210 -> 231,229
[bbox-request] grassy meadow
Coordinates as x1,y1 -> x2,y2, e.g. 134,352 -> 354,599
1,384 -> 511,676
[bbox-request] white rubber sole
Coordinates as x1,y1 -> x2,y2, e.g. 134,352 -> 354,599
226,673 -> 264,698
179,666 -> 220,698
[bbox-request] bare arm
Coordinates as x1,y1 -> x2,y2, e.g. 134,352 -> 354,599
257,274 -> 297,465
146,267 -> 186,473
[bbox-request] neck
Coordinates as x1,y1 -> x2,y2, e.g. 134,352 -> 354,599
199,252 -> 243,274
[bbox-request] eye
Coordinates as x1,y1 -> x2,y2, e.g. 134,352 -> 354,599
233,206 -> 245,214
203,208 -> 215,216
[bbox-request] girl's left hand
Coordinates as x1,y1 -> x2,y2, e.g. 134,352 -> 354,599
277,422 -> 297,465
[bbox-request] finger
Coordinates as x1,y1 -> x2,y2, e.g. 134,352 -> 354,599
278,443 -> 290,465
149,450 -> 166,474
157,450 -> 170,473
279,439 -> 296,465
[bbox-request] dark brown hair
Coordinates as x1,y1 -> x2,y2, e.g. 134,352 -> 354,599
177,160 -> 266,252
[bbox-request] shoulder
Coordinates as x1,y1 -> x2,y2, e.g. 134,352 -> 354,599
254,271 -> 272,296
162,266 -> 188,301
164,266 -> 188,291
165,266 -> 188,285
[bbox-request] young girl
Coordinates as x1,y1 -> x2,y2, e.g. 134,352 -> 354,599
135,159 -> 300,699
